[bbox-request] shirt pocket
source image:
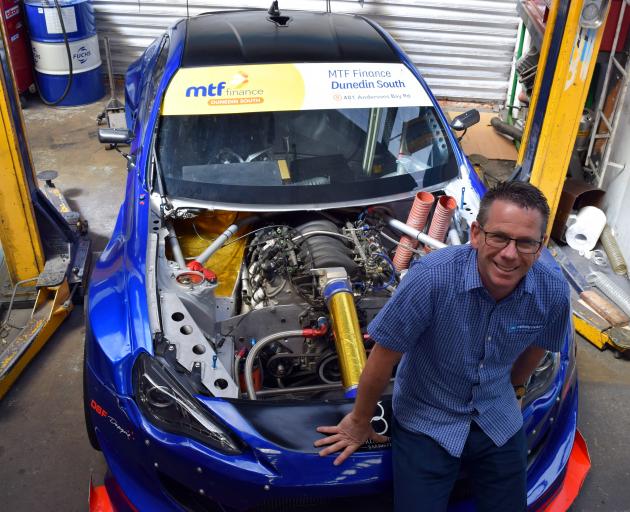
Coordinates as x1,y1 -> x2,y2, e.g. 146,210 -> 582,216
497,325 -> 544,362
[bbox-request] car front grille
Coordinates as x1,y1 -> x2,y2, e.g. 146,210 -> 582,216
157,471 -> 224,512
248,494 -> 394,512
156,467 -> 480,512
158,469 -> 394,512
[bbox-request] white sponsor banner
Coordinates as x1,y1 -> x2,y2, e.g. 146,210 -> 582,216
300,62 -> 431,111
31,35 -> 101,75
163,62 -> 432,116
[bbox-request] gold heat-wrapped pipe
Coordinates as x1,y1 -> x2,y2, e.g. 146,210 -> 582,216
324,281 -> 366,398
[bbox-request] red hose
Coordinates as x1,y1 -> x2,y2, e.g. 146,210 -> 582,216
426,195 -> 457,252
302,323 -> 328,337
393,191 -> 435,271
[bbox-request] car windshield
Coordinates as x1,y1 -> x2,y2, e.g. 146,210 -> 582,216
156,106 -> 458,206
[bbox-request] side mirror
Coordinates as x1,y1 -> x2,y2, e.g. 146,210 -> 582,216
450,109 -> 480,131
98,128 -> 134,145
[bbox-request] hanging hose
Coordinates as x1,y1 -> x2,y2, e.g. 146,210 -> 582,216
33,0 -> 74,106
490,117 -> 524,141
393,191 -> 434,271
600,225 -> 628,276
425,195 -> 457,252
587,271 -> 630,317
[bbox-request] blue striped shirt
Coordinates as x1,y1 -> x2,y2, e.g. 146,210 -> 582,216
368,244 -> 570,457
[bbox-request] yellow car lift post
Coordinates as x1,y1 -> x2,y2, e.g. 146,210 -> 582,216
517,0 -> 610,232
0,25 -> 91,399
516,0 -> 623,353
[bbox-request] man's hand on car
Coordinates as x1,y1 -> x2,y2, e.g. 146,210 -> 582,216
314,411 -> 389,466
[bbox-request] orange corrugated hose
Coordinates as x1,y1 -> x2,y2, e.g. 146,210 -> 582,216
393,191 -> 435,270
425,195 -> 457,252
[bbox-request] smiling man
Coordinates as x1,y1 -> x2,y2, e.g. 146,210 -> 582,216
315,181 -> 571,512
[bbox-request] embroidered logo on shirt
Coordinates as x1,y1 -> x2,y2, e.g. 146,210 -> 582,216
509,324 -> 544,332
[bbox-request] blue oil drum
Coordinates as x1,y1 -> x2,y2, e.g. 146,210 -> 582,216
24,0 -> 104,106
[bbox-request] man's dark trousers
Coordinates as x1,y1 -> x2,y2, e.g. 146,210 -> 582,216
392,418 -> 527,512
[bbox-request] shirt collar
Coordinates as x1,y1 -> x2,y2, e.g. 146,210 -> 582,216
463,247 -> 485,292
521,262 -> 536,295
462,245 -> 536,297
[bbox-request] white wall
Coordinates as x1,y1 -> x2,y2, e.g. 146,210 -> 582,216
92,0 -> 519,103
601,85 -> 630,265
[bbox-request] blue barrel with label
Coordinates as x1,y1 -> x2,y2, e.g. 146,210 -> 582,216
24,0 -> 104,106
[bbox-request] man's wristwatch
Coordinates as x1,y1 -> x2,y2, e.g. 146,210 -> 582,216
513,385 -> 527,400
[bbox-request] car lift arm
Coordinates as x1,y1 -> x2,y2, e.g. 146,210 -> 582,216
0,34 -> 44,282
0,24 -> 90,399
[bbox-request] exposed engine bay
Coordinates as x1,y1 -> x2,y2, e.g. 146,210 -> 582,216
147,194 -> 472,401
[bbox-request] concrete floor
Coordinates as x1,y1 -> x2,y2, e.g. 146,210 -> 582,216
0,99 -> 121,511
0,97 -> 629,511
16,99 -> 126,252
572,340 -> 630,511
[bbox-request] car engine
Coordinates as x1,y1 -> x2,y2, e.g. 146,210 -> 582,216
147,198 -> 466,402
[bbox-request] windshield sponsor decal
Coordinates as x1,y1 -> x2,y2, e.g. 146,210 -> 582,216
162,62 -> 431,115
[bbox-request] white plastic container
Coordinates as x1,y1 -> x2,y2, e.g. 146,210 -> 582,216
565,206 -> 607,252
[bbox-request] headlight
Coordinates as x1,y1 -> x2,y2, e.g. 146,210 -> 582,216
524,351 -> 560,405
133,353 -> 244,454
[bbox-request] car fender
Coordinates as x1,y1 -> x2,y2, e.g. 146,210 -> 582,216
88,171 -> 152,395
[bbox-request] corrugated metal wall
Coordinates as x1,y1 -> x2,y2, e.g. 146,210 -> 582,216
93,0 -> 519,103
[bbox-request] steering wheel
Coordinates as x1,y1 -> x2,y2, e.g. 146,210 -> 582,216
245,147 -> 273,162
213,148 -> 244,164
211,147 -> 274,165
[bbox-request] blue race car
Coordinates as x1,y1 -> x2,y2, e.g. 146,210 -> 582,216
85,8 -> 589,512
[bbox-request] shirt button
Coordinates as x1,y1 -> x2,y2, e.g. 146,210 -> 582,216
487,336 -> 492,341
479,363 -> 484,369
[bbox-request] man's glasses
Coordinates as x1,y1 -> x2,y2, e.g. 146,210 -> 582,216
479,226 -> 543,254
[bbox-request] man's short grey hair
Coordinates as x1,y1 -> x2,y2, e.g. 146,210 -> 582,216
476,181 -> 550,236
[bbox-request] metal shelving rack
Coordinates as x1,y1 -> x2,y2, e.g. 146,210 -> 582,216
584,0 -> 630,188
